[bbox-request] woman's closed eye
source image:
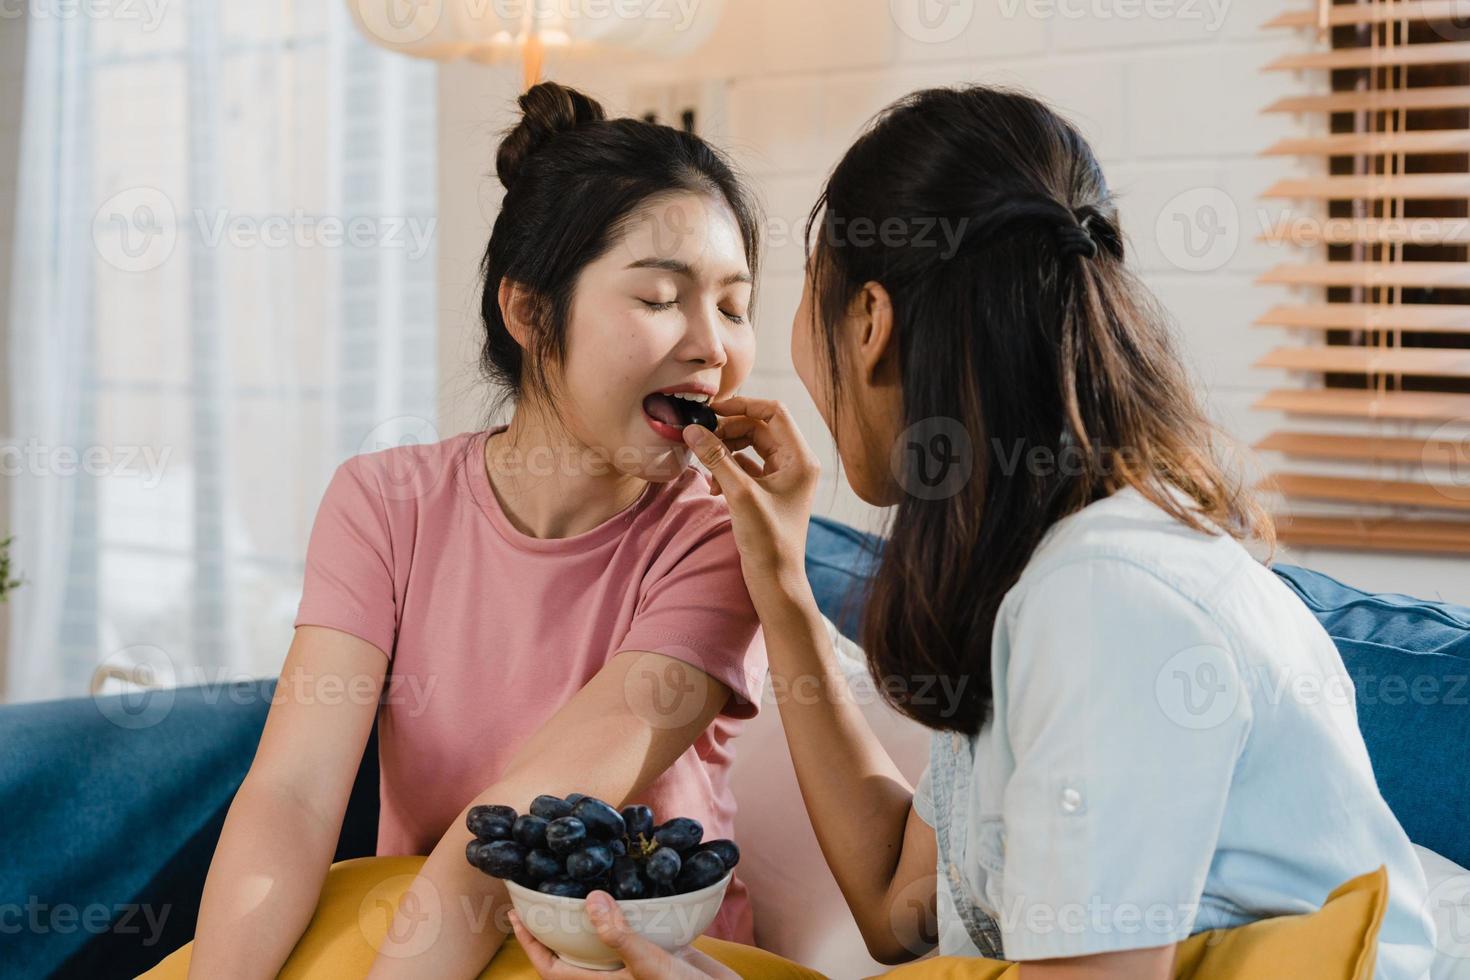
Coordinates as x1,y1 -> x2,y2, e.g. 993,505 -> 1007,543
640,297 -> 748,324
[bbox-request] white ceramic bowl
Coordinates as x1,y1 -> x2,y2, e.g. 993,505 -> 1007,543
505,872 -> 732,971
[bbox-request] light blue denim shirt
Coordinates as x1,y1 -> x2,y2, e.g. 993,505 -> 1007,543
913,488 -> 1435,978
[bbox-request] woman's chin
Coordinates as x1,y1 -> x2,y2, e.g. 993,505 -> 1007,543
632,442 -> 693,483
849,470 -> 906,507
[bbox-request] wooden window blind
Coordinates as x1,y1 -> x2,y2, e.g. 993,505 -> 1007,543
1257,0 -> 1470,554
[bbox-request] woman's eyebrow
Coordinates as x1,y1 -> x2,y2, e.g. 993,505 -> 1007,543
625,257 -> 752,287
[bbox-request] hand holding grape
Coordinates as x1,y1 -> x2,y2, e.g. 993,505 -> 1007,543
681,397 -> 821,601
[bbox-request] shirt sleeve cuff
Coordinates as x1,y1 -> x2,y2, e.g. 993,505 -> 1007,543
293,606 -> 395,661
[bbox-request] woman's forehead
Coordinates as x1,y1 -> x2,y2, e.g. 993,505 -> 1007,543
609,190 -> 750,281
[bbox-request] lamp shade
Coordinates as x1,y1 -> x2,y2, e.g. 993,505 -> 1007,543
346,0 -> 726,64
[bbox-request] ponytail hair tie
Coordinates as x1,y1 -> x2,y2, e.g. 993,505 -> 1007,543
1055,215 -> 1098,260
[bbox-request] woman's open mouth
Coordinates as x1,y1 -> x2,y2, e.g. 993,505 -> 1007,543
642,391 -> 717,442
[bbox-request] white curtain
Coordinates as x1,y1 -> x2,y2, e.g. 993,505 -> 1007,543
5,2 -> 437,702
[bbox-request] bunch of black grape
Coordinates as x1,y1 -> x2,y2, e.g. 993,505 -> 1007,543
465,792 -> 739,900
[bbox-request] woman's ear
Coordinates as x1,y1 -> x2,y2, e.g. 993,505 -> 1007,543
852,280 -> 897,385
497,279 -> 538,349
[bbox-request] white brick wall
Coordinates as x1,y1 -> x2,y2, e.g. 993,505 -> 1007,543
437,0 -> 1469,603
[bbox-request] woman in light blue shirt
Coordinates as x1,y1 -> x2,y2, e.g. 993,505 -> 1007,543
513,84 -> 1435,980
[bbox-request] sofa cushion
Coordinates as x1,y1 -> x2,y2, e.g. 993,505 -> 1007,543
0,679 -> 379,979
877,867 -> 1390,980
1273,566 -> 1470,871
1273,564 -> 1470,658
137,855 -> 826,979
805,514 -> 882,643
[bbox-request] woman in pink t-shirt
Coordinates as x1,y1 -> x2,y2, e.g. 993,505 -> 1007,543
186,82 -> 769,979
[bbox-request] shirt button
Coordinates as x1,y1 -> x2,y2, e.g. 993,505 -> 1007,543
1060,787 -> 1084,814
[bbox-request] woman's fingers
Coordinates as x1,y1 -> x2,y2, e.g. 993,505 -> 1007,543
713,398 -> 815,467
509,911 -> 574,978
582,892 -> 710,979
681,424 -> 758,500
713,396 -> 807,449
711,395 -> 781,422
732,451 -> 765,480
510,908 -> 635,980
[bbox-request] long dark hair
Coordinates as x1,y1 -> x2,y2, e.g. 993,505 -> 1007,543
481,81 -> 761,412
805,85 -> 1273,734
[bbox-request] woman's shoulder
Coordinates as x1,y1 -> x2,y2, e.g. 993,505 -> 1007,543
999,487 -> 1319,679
1012,486 -> 1253,611
331,428 -> 480,510
631,465 -> 741,559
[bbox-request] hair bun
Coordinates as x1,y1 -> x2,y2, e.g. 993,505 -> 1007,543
496,82 -> 607,191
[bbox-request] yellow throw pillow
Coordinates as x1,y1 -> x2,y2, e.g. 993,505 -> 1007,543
138,855 -> 825,979
875,866 -> 1388,980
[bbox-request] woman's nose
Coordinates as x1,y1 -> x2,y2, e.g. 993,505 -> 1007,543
680,305 -> 729,367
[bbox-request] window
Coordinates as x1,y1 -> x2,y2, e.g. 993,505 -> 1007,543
5,2 -> 436,700
1256,0 -> 1470,553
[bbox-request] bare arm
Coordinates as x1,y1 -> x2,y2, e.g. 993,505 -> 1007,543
756,587 -> 938,965
188,626 -> 386,980
364,649 -> 734,979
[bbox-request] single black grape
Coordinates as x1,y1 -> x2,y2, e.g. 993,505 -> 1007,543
545,816 -> 587,855
530,795 -> 574,821
609,856 -> 646,900
538,876 -> 590,899
645,846 -> 681,885
572,798 -> 625,840
524,849 -> 562,883
608,837 -> 627,857
566,843 -> 614,881
474,840 -> 527,879
565,792 -> 587,806
467,804 -> 516,841
673,850 -> 725,893
677,399 -> 719,432
621,804 -> 654,842
466,838 -> 488,867
700,839 -> 740,870
512,814 -> 549,850
653,817 -> 702,852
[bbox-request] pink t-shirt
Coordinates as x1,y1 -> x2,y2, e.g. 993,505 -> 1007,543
294,427 -> 768,943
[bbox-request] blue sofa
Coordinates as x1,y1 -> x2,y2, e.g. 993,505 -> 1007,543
2,515 -> 1466,979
